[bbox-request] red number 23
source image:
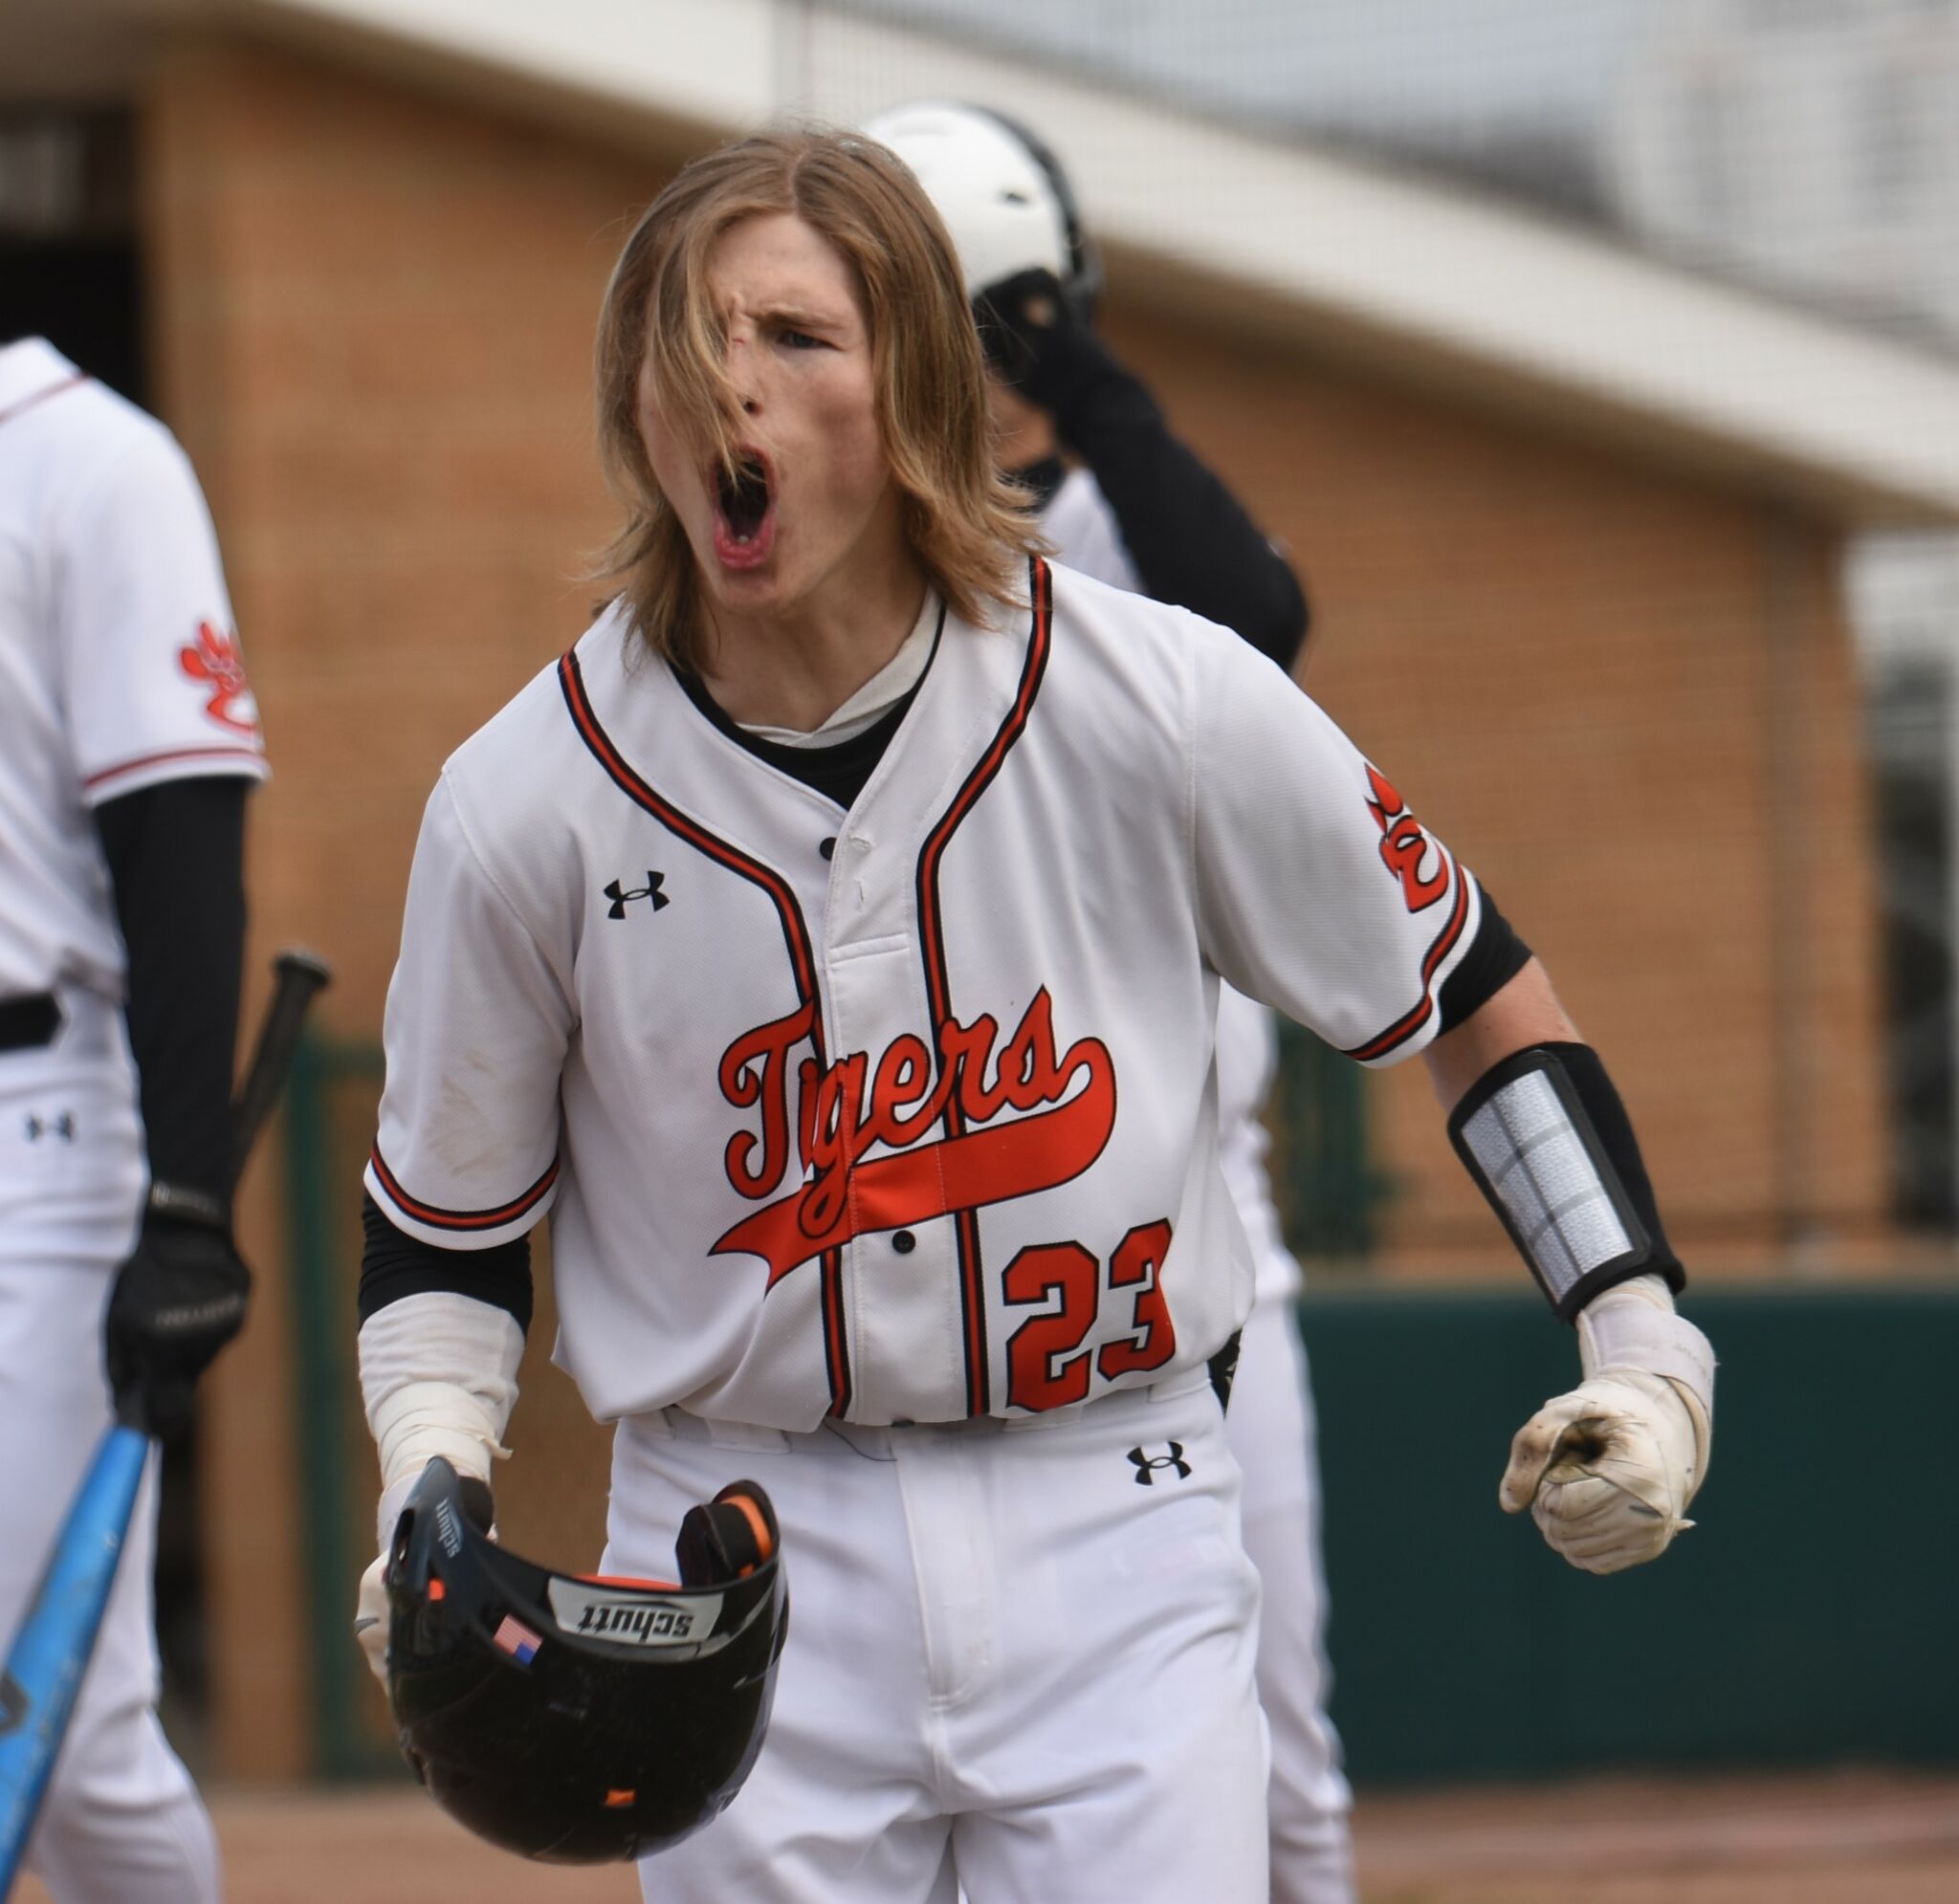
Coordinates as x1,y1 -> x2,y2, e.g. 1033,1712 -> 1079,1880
1002,1219 -> 1176,1412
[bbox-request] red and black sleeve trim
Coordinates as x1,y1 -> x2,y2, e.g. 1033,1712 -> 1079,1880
83,743 -> 266,797
368,1145 -> 560,1233
1343,850 -> 1474,1064
558,648 -> 852,1418
914,558 -> 1056,1416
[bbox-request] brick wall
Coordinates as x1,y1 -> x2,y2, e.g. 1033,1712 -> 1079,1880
140,36 -> 1887,1773
1102,301 -> 1887,1274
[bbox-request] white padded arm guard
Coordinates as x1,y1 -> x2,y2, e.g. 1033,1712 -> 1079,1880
1500,1274 -> 1715,1574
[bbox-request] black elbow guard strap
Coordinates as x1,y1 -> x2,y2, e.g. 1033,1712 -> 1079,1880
1447,1041 -> 1684,1323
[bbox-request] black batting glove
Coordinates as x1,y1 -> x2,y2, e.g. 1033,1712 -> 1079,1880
105,1192 -> 252,1439
973,267 -> 1120,421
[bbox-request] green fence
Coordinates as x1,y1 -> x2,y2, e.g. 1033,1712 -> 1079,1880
284,1034 -> 391,1777
1301,1283 -> 1959,1782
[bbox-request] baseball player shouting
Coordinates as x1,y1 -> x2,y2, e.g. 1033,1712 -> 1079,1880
355,129 -> 1715,1902
867,99 -> 1354,1904
0,337 -> 264,1900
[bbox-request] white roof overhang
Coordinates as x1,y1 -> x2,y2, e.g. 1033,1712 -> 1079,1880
10,0 -> 1959,526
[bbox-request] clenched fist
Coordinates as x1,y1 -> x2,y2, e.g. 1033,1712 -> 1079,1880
1500,1277 -> 1714,1575
1500,1368 -> 1707,1573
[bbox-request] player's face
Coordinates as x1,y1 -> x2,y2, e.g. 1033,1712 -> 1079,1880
639,212 -> 906,629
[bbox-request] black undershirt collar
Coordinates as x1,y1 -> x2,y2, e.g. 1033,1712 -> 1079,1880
673,602 -> 946,811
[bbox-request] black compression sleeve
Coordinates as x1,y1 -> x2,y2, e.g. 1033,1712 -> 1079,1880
359,1193 -> 535,1333
94,776 -> 248,1205
1025,331 -> 1310,670
1437,886 -> 1533,1032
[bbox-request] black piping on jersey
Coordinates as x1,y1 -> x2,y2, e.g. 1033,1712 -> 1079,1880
1341,848 -> 1474,1063
370,1145 -> 560,1234
558,648 -> 853,1418
913,556 -> 1056,1416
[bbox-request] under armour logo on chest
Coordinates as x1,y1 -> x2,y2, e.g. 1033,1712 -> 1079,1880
24,1112 -> 76,1144
1127,1442 -> 1191,1486
605,872 -> 669,920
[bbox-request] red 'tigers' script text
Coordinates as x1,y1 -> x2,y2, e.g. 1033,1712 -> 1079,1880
710,987 -> 1116,1284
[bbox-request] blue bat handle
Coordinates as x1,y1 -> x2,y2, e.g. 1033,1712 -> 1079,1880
0,1425 -> 150,1893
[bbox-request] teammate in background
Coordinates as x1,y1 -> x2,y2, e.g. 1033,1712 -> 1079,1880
866,99 -> 1354,1904
354,130 -> 1715,1902
0,338 -> 263,1900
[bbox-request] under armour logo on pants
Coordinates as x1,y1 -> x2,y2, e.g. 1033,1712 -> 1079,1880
1127,1442 -> 1191,1485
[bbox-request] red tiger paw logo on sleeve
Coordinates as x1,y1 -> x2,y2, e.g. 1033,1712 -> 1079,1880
178,621 -> 260,734
1364,763 -> 1449,911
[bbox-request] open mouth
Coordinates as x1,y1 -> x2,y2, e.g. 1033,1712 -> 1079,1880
712,452 -> 775,563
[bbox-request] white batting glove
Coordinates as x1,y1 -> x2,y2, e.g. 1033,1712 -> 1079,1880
353,1294 -> 522,1687
1499,1275 -> 1714,1575
353,1466 -> 435,1688
354,1553 -> 392,1687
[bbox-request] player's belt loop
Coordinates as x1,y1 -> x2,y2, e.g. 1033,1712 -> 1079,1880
657,1409 -> 792,1455
0,993 -> 60,1056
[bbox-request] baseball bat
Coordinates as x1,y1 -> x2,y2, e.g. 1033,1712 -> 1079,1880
0,948 -> 332,1893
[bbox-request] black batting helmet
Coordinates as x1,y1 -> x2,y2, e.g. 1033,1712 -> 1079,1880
383,1457 -> 788,1864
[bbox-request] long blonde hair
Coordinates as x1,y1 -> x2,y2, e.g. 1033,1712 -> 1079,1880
593,127 -> 1040,670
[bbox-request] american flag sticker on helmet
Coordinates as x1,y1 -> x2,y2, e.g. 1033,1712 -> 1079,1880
493,1614 -> 541,1664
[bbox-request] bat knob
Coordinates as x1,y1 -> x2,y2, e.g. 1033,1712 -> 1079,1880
274,947 -> 334,991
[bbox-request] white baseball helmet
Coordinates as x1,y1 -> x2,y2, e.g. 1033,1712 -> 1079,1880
863,100 -> 1100,317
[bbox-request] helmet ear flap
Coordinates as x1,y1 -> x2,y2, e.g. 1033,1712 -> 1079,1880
676,1481 -> 779,1586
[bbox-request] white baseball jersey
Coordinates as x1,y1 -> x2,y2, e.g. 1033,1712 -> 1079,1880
370,558 -> 1478,1430
0,339 -> 243,1900
0,339 -> 267,1007
1045,466 -> 1302,1302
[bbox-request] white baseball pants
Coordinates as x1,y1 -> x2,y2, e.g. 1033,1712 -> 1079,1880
0,1010 -> 220,1904
611,1370 -> 1268,1903
1226,1293 -> 1356,1904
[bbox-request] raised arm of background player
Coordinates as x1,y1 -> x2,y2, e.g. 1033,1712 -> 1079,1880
976,265 -> 1309,670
